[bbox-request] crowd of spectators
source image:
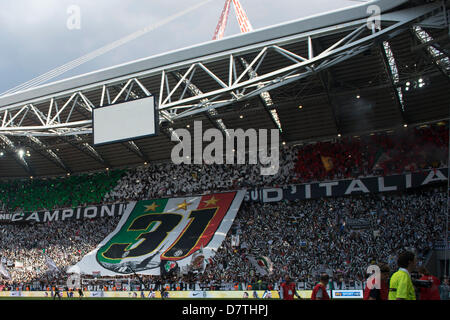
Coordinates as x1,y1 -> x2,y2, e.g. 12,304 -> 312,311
294,123 -> 448,183
104,123 -> 448,202
0,215 -> 121,290
0,122 -> 447,292
201,185 -> 446,288
0,184 -> 446,292
0,170 -> 124,213
0,123 -> 447,213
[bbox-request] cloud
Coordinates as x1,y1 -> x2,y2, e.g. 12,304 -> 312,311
0,0 -> 361,93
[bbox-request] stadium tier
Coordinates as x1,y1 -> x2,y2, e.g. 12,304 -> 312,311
0,185 -> 446,293
0,123 -> 447,212
0,123 -> 448,296
0,170 -> 125,212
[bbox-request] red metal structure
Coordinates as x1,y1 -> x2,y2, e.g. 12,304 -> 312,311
213,0 -> 253,40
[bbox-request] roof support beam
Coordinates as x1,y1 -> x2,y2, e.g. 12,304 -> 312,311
122,140 -> 149,163
9,108 -> 72,173
313,37 -> 341,136
380,41 -> 407,124
0,3 -> 442,137
412,25 -> 450,79
171,71 -> 230,137
25,135 -> 72,173
66,135 -> 109,167
0,135 -> 33,175
237,56 -> 283,133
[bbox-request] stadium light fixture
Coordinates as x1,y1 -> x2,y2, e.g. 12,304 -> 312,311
405,81 -> 411,91
418,78 -> 424,88
413,26 -> 450,75
0,151 -> 4,157
269,109 -> 283,133
404,78 -> 428,91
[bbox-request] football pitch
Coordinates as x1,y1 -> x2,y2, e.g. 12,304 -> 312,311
0,297 -> 267,300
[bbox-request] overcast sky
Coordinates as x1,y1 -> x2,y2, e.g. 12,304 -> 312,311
0,0 -> 367,94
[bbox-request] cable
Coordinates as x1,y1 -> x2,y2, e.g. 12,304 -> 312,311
0,0 -> 213,97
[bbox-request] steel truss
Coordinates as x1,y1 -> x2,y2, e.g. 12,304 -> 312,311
0,3 -> 446,140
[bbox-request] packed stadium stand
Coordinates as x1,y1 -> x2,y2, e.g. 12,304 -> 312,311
0,170 -> 125,212
1,122 -> 447,210
0,123 -> 448,292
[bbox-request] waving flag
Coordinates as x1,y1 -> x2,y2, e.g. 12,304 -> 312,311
247,255 -> 273,276
372,148 -> 391,170
190,247 -> 206,271
321,156 -> 334,172
69,191 -> 245,276
160,260 -> 179,277
256,256 -> 273,274
45,255 -> 60,274
0,262 -> 10,280
231,234 -> 240,247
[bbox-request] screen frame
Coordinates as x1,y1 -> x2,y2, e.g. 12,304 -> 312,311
92,96 -> 159,147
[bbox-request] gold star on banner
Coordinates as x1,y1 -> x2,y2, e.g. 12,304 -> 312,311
203,196 -> 219,207
144,202 -> 159,212
176,200 -> 191,211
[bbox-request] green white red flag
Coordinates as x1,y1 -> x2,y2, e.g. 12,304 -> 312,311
69,190 -> 246,276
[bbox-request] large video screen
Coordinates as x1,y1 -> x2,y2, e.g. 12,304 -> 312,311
93,96 -> 157,146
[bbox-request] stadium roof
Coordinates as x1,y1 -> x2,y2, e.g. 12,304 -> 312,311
0,0 -> 449,179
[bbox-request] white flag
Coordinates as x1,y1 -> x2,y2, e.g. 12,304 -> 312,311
231,234 -> 240,247
0,262 -> 11,280
247,255 -> 268,276
46,256 -> 60,273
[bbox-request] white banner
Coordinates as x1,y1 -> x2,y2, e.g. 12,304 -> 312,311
0,263 -> 11,279
69,191 -> 246,276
